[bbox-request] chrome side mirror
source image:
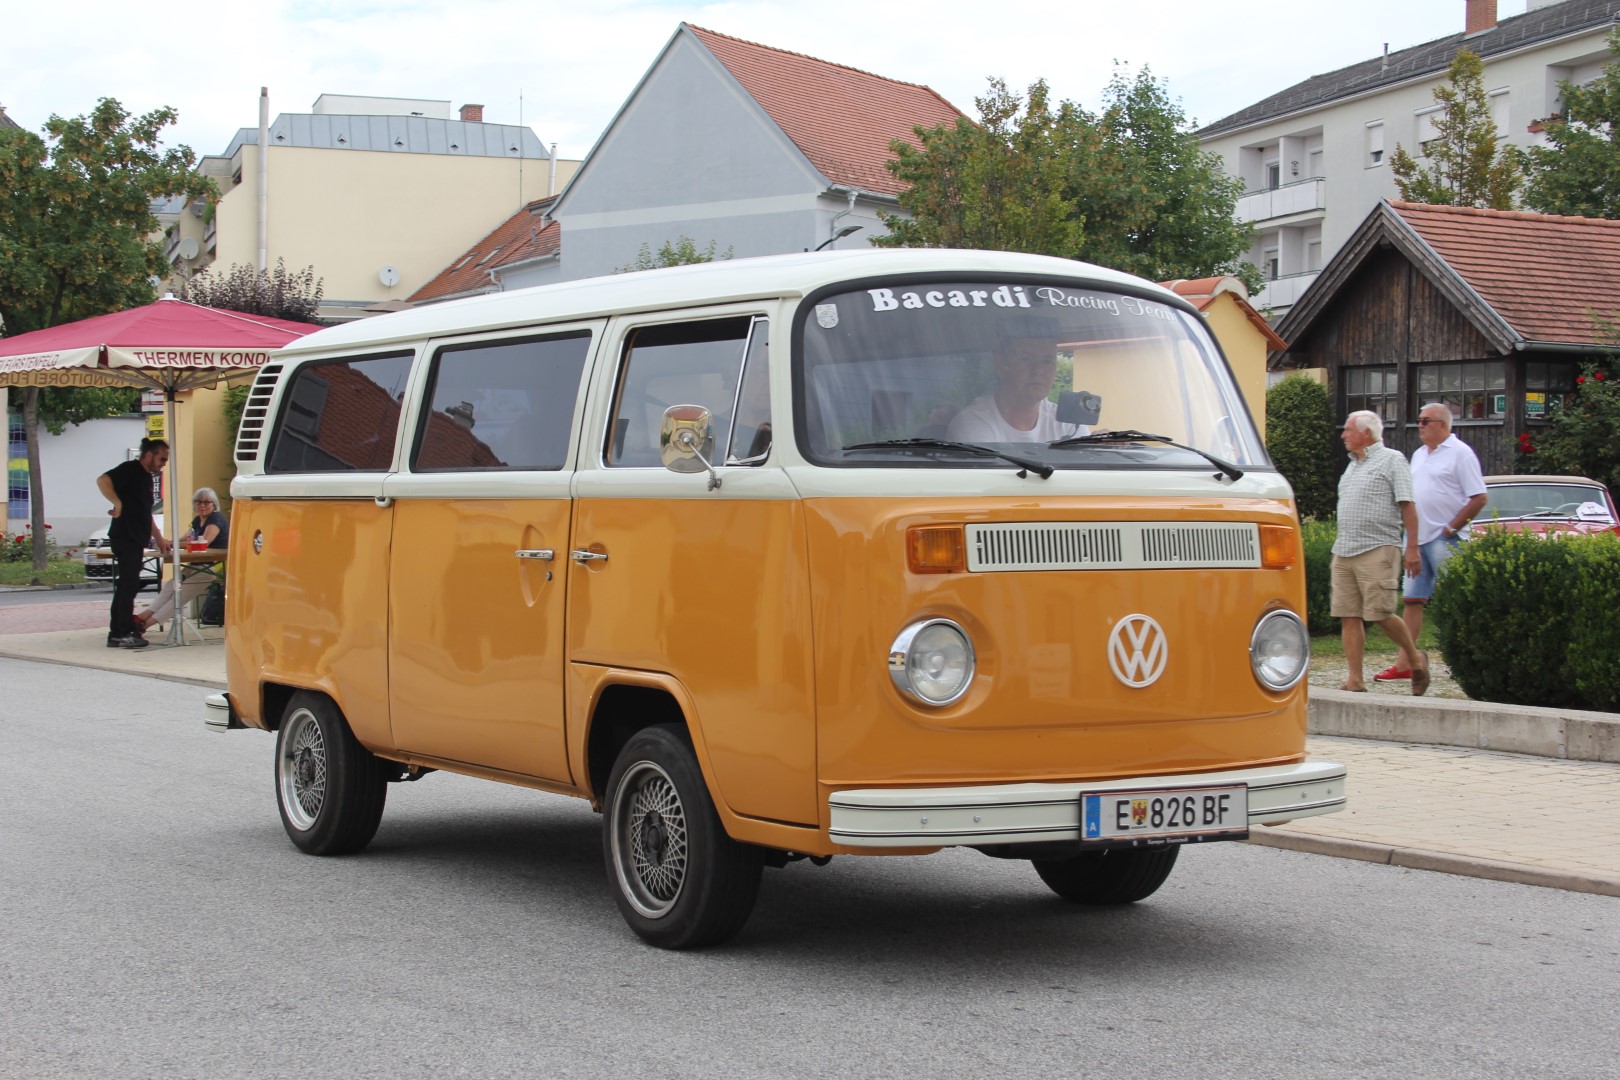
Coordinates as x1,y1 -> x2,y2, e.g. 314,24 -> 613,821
660,404 -> 722,490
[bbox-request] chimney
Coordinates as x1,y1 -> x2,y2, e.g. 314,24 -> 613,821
460,103 -> 484,123
1465,0 -> 1497,36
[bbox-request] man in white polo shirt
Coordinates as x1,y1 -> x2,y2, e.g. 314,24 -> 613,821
1374,402 -> 1488,682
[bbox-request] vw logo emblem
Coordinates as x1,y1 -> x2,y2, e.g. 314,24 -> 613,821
1108,614 -> 1168,688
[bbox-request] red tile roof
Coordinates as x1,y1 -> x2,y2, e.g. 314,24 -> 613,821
686,25 -> 963,196
1161,277 -> 1287,350
1390,201 -> 1620,345
409,197 -> 561,304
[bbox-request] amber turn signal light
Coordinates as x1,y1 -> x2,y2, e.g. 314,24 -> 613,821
1259,524 -> 1298,568
907,526 -> 966,573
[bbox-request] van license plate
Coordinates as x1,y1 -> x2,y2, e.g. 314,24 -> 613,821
1081,785 -> 1247,842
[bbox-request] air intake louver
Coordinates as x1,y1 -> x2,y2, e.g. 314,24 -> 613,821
966,523 -> 1260,571
234,364 -> 284,463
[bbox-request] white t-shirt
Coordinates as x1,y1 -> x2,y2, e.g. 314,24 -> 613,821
1410,434 -> 1487,543
945,395 -> 1086,443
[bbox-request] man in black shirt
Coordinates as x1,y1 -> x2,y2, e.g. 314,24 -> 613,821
95,438 -> 172,648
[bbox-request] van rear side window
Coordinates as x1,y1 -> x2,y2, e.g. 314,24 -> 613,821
413,331 -> 591,472
265,352 -> 413,473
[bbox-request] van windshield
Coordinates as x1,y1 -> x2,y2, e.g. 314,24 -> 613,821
796,279 -> 1264,471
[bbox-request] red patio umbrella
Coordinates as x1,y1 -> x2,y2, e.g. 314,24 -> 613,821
0,296 -> 316,641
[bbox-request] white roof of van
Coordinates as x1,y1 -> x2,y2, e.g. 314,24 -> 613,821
274,248 -> 1181,357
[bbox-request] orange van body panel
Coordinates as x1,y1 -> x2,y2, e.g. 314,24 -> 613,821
802,497 -> 1308,790
567,496 -> 818,825
224,498 -> 394,747
388,499 -> 573,782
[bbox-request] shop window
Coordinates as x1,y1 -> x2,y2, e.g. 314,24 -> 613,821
1344,365 -> 1399,422
1525,360 -> 1577,420
1415,361 -> 1505,421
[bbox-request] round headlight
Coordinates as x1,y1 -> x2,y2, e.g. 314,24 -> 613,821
888,618 -> 975,706
1250,609 -> 1309,691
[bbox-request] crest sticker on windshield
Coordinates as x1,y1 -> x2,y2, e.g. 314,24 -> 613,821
816,304 -> 839,328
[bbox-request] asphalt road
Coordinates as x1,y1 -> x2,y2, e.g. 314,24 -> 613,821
3,657 -> 1617,1079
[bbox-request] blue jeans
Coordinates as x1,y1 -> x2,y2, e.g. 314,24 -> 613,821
1404,535 -> 1460,601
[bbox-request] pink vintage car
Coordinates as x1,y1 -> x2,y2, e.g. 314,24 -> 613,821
1473,475 -> 1620,538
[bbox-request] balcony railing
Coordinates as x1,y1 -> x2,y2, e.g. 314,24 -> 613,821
1237,177 -> 1325,224
1254,270 -> 1321,311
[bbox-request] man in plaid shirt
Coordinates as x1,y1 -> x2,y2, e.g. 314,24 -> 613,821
1331,410 -> 1430,695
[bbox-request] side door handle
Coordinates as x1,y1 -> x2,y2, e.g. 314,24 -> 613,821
515,549 -> 555,561
570,549 -> 608,564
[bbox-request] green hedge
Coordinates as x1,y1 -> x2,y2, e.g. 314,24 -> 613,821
1265,374 -> 1340,522
1299,518 -> 1337,635
1429,531 -> 1620,711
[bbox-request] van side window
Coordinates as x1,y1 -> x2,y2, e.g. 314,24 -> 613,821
265,352 -> 413,473
607,316 -> 754,467
414,331 -> 591,472
725,319 -> 771,465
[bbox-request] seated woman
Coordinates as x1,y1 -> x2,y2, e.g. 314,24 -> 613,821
135,488 -> 229,633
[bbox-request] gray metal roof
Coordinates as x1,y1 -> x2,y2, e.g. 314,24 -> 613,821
1199,0 -> 1620,137
220,113 -> 549,160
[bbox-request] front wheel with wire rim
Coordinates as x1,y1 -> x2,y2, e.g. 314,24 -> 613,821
275,692 -> 389,856
602,725 -> 763,949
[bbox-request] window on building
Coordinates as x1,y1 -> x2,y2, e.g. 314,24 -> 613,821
1416,361 -> 1506,421
1345,365 -> 1399,422
413,331 -> 591,472
1308,148 -> 1324,178
1525,360 -> 1578,421
1306,241 -> 1323,272
1365,120 -> 1385,166
1489,88 -> 1510,139
1416,106 -> 1443,156
1263,249 -> 1279,281
1265,161 -> 1281,190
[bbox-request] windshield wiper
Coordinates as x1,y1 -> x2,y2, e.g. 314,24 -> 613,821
1048,429 -> 1244,481
842,438 -> 1054,479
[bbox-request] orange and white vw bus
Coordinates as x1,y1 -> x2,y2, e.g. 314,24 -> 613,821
204,249 -> 1344,948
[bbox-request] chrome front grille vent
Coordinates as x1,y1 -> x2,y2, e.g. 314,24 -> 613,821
966,522 -> 1261,572
234,364 -> 284,463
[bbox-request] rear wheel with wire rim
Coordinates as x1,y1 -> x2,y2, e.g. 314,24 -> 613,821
603,725 -> 763,949
275,692 -> 388,856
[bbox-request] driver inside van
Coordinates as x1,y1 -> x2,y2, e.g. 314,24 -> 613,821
945,330 -> 1090,443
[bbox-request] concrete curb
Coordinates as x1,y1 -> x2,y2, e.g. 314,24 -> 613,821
1248,829 -> 1620,898
1311,687 -> 1620,763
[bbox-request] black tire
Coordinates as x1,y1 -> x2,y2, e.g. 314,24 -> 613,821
1033,845 -> 1180,905
602,725 -> 763,949
275,692 -> 388,856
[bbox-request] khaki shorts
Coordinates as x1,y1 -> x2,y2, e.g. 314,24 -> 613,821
1331,547 -> 1402,622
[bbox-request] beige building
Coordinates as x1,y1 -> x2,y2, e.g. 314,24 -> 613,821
163,93 -> 579,321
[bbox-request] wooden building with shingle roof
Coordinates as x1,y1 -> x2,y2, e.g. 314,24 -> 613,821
1271,199 -> 1620,472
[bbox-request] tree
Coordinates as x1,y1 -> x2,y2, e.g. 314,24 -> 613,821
616,236 -> 733,273
877,79 -> 1086,256
1082,66 -> 1258,288
1265,373 -> 1340,522
1389,50 -> 1521,209
0,98 -> 211,575
183,259 -> 324,323
1523,27 -> 1620,218
876,71 -> 1257,290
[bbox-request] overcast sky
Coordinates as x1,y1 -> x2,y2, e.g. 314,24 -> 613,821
2,1 -> 1530,161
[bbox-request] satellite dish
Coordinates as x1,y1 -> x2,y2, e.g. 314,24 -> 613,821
177,237 -> 199,261
378,264 -> 401,287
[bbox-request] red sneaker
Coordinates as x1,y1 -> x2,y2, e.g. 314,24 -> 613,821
1373,665 -> 1412,682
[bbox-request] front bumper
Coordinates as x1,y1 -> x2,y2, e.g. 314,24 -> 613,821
203,692 -> 243,732
828,760 -> 1345,848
